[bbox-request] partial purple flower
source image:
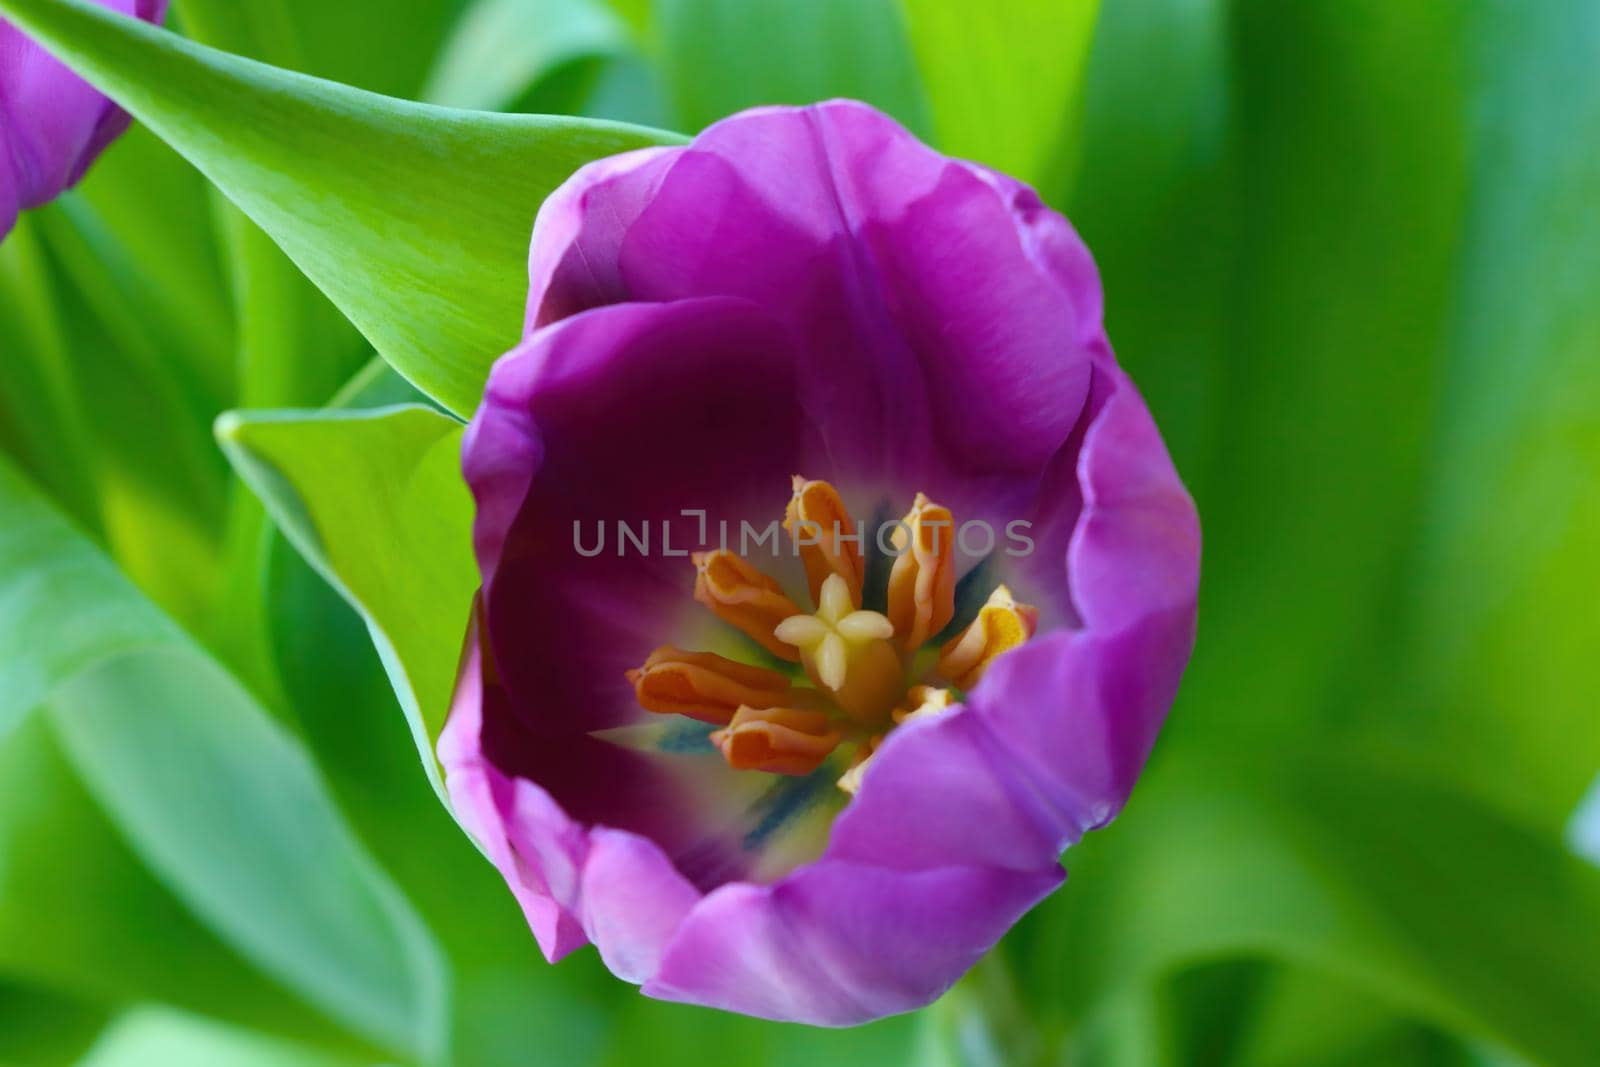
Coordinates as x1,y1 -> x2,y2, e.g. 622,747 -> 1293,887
443,101 -> 1201,1025
0,0 -> 168,238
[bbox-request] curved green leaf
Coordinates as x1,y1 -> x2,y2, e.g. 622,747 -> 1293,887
0,0 -> 682,417
0,460 -> 174,738
1403,0 -> 1600,829
216,407 -> 477,804
51,650 -> 449,1063
900,0 -> 1100,188
0,456 -> 448,1061
77,1008 -> 360,1067
424,0 -> 629,111
0,981 -> 107,1065
655,0 -> 930,134
0,717 -> 356,1049
0,220 -> 102,537
1013,752 -> 1600,1067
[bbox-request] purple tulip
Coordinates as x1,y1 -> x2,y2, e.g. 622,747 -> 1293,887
444,101 -> 1200,1025
0,0 -> 167,238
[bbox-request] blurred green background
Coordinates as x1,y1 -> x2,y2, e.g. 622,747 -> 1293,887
1,0 -> 1598,1064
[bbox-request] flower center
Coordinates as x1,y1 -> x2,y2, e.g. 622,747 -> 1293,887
626,477 -> 1038,794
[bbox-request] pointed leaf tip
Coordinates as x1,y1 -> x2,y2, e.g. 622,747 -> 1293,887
0,0 -> 684,416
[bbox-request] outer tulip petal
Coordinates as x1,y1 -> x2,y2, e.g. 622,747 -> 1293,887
825,705 -> 1070,870
954,160 -> 1105,347
0,0 -> 167,232
967,612 -> 1196,837
525,146 -> 679,331
0,143 -> 16,238
968,358 -> 1200,830
521,101 -> 1098,495
580,829 -> 702,984
644,860 -> 1063,1026
1067,360 -> 1203,632
438,606 -> 588,960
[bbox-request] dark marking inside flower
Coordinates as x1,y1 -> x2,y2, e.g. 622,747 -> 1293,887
937,554 -> 1000,646
859,496 -> 897,615
741,766 -> 839,851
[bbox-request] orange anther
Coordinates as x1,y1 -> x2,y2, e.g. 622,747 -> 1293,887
692,549 -> 804,661
626,646 -> 792,725
785,476 -> 865,608
886,493 -> 957,651
711,705 -> 842,776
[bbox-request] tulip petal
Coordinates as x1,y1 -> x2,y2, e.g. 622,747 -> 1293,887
1067,360 -> 1203,633
521,101 -> 1100,498
525,145 -> 678,330
825,705 -> 1069,871
580,828 -> 702,984
644,860 -> 1063,1026
437,608 -> 587,960
0,0 -> 164,215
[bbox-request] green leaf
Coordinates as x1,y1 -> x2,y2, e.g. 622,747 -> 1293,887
0,0 -> 682,417
0,979 -> 110,1065
592,998 -> 919,1067
424,0 -> 629,111
1061,0 -> 1233,464
0,698 -> 367,1052
654,0 -> 930,134
22,232 -> 231,631
1227,965 -> 1469,1067
276,0 -> 467,98
0,456 -> 175,738
1012,752 -> 1600,1067
216,406 -> 478,803
900,0 -> 1100,188
0,218 -> 102,532
60,123 -> 238,407
1401,0 -> 1600,829
76,1008 -> 361,1067
0,455 -> 448,1061
1085,0 -> 1473,750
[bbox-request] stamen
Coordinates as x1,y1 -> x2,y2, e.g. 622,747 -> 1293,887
692,549 -> 804,661
936,585 -> 1039,689
711,705 -> 842,776
886,493 -> 957,652
626,646 -> 792,725
891,684 -> 955,725
785,476 -> 865,608
641,479 -> 1043,796
836,735 -> 882,795
774,574 -> 905,722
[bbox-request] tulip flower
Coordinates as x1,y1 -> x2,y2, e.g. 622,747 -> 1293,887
442,101 -> 1201,1024
0,0 -> 167,238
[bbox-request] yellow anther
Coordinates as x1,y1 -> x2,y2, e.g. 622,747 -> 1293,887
785,476 -> 865,608
886,492 -> 957,652
774,574 -> 904,721
711,705 -> 842,776
936,585 -> 1039,689
836,735 -> 883,795
891,684 -> 955,725
626,646 -> 792,725
692,549 -> 804,661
